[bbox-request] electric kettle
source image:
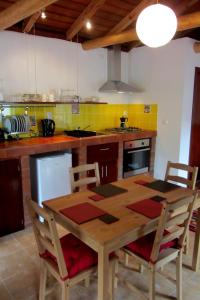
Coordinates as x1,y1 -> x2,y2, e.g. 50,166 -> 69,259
41,119 -> 55,137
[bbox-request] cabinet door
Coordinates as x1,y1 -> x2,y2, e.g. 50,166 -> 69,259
0,159 -> 24,237
87,143 -> 118,184
99,161 -> 118,184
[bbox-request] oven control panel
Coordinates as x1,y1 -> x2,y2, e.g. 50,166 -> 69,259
124,138 -> 150,150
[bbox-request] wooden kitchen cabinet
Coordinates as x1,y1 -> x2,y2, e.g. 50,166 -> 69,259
87,142 -> 118,184
0,159 -> 24,237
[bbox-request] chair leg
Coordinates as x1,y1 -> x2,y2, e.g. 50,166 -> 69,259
183,231 -> 189,255
124,252 -> 129,266
61,282 -> 69,300
109,260 -> 116,300
149,266 -> 156,300
176,250 -> 183,300
84,276 -> 90,288
139,264 -> 144,273
39,261 -> 47,300
114,260 -> 118,288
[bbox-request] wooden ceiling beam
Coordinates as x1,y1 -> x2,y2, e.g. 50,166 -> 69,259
0,0 -> 58,31
23,12 -> 40,33
66,0 -> 106,41
108,0 -> 155,35
82,11 -> 200,50
127,0 -> 199,52
175,0 -> 199,15
193,42 -> 200,53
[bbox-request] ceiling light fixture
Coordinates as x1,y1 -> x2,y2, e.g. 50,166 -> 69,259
86,20 -> 92,30
41,11 -> 47,19
136,3 -> 177,48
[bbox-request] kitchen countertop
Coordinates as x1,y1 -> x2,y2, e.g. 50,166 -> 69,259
0,130 -> 157,159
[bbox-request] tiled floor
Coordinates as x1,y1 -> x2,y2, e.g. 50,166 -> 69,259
0,226 -> 199,300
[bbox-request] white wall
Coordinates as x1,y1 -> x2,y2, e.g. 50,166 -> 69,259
0,31 -> 131,103
128,38 -> 200,179
1,31 -> 200,179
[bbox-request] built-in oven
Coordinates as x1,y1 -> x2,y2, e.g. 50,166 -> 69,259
123,138 -> 150,178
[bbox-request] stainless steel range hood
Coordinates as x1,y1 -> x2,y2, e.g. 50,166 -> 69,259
99,45 -> 141,94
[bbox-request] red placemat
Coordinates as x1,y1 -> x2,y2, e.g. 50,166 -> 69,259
134,180 -> 148,186
127,198 -> 163,219
59,202 -> 106,224
89,194 -> 105,201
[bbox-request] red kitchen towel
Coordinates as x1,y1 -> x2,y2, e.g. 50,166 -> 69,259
127,198 -> 162,219
59,202 -> 106,224
134,180 -> 148,186
89,194 -> 105,201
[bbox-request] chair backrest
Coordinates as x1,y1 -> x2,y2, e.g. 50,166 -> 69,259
27,200 -> 68,279
69,162 -> 100,191
165,161 -> 198,190
150,191 -> 198,263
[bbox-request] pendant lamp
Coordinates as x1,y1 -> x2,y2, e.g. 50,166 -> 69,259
136,3 -> 177,48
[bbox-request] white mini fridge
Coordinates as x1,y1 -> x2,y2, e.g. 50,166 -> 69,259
30,151 -> 72,206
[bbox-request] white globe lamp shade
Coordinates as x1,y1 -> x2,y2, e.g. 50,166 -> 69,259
136,4 -> 177,48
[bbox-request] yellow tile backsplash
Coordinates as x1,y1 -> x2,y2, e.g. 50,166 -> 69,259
1,103 -> 157,135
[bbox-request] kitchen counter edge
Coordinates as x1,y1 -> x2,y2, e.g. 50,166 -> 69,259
0,131 -> 157,159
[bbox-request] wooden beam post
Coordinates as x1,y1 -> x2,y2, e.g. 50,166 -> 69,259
66,0 -> 106,41
0,0 -> 58,30
82,11 -> 200,50
108,0 -> 154,35
193,42 -> 200,53
23,12 -> 40,33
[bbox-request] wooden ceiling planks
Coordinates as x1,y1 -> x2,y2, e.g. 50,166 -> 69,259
108,0 -> 155,34
82,11 -> 200,50
66,0 -> 106,40
0,0 -> 199,51
0,0 -> 59,30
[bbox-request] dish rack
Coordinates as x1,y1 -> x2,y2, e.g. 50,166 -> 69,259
2,115 -> 31,134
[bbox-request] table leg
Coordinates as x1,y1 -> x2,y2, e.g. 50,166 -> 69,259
98,246 -> 110,300
192,207 -> 200,271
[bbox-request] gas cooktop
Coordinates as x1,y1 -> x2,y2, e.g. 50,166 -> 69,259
105,127 -> 142,133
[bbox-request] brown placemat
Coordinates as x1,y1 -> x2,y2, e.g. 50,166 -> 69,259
145,180 -> 178,193
91,183 -> 127,198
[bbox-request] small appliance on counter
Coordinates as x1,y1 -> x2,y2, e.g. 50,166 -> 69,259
120,116 -> 128,128
120,111 -> 128,128
41,119 -> 55,137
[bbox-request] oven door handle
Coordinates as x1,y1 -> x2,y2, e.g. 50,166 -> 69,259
127,148 -> 150,154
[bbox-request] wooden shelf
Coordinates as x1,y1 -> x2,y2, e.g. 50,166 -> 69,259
0,101 -> 107,107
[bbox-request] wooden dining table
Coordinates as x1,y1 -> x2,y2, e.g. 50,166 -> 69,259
43,174 -> 196,300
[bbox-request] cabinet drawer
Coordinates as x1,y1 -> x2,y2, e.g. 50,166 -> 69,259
87,142 -> 118,162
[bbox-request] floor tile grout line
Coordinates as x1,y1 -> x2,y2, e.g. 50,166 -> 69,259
1,278 -> 15,300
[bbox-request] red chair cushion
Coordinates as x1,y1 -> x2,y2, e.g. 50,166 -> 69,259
125,230 -> 177,263
41,233 -> 98,279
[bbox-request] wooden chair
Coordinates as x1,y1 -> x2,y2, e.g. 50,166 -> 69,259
165,161 -> 198,190
121,192 -> 198,300
27,200 -> 117,300
165,161 -> 199,254
69,162 -> 100,192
